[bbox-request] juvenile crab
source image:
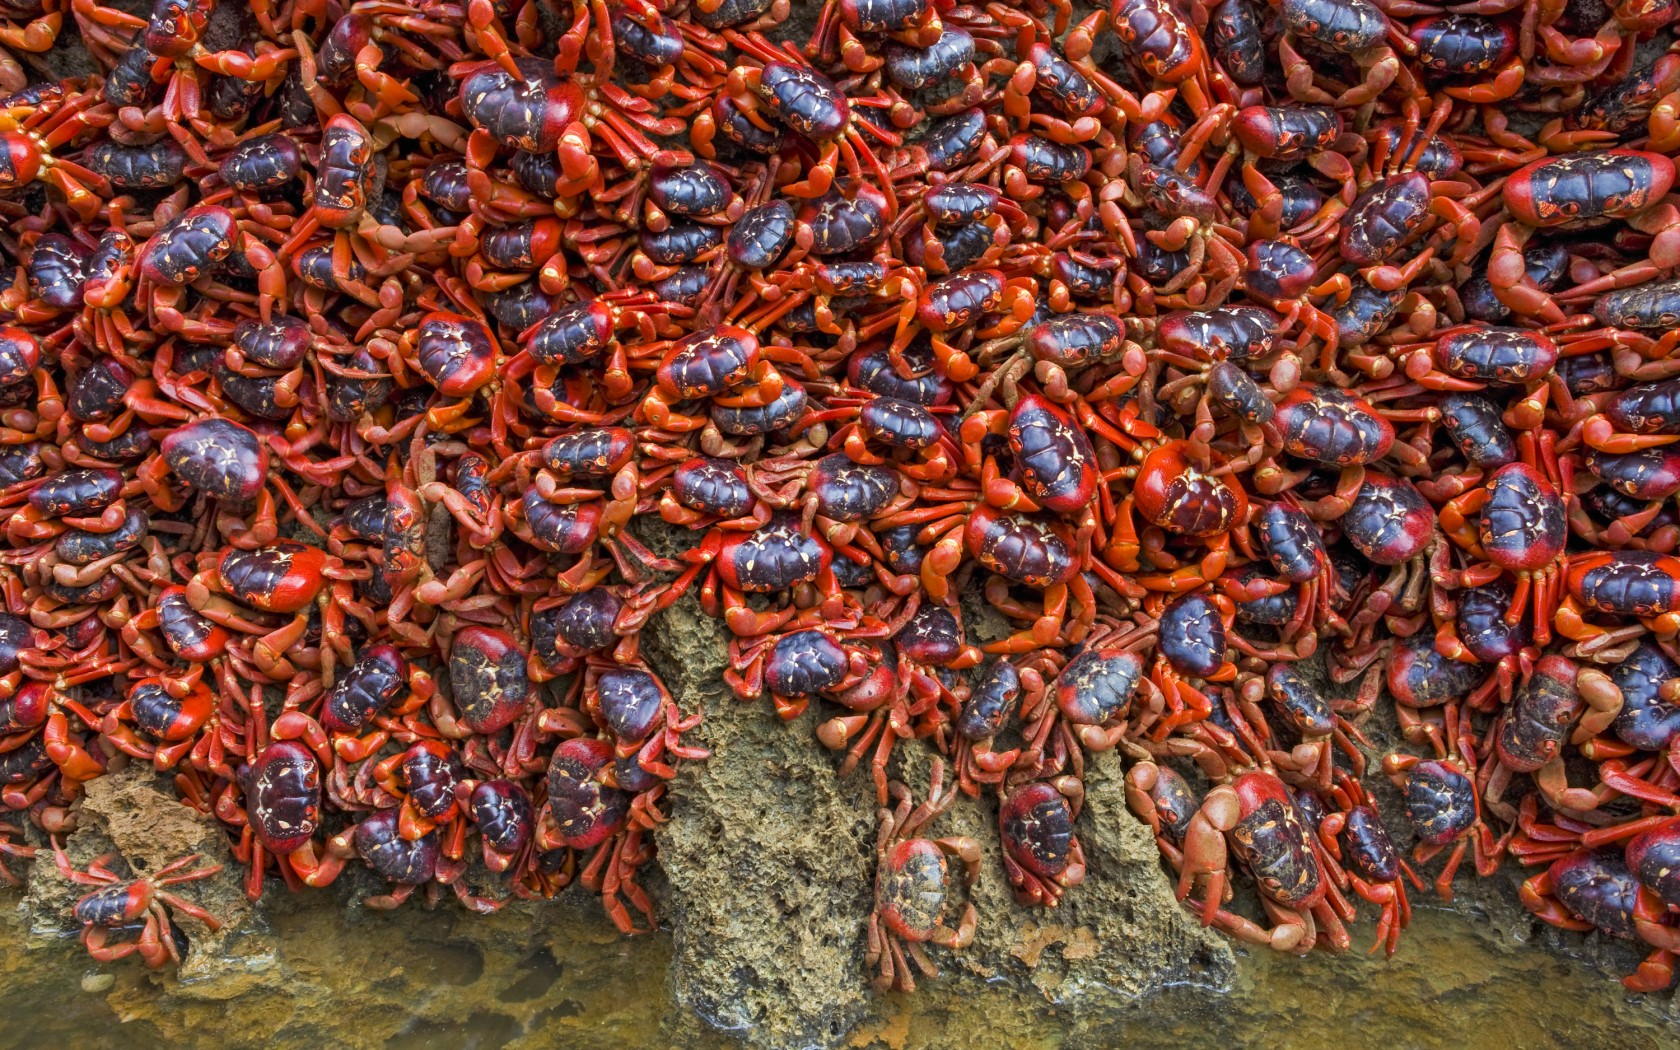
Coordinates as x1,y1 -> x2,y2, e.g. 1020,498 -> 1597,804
866,758 -> 979,993
55,845 -> 223,968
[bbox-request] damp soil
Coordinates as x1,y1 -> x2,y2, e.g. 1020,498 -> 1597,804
0,882 -> 1673,1050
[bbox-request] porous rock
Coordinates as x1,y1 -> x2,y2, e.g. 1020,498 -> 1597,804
24,761 -> 259,993
640,547 -> 1234,1048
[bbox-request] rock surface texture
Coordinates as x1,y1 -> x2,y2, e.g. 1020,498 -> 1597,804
645,588 -> 1233,1049
25,766 -> 252,981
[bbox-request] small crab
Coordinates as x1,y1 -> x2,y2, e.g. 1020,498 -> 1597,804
55,843 -> 222,968
867,758 -> 980,992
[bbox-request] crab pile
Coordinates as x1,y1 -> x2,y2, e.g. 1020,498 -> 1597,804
0,0 -> 1675,996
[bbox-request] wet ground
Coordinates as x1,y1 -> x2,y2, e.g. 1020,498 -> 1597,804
0,880 -> 1671,1050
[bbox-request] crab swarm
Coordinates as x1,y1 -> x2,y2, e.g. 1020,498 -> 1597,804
0,0 -> 1676,993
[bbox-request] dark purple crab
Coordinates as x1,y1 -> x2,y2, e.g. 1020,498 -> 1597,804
998,776 -> 1085,907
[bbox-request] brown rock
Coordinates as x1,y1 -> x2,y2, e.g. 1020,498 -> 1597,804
895,743 -> 1232,1011
644,585 -> 878,1049
24,761 -> 256,986
641,569 -> 1233,1048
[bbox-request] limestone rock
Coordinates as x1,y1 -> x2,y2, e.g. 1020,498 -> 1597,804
24,762 -> 257,986
645,588 -> 878,1049
642,584 -> 1233,1049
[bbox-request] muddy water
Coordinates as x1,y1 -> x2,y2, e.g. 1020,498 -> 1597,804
0,887 -> 1671,1050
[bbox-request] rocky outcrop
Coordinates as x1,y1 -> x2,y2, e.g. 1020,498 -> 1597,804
937,742 -> 1233,1005
644,587 -> 880,1047
24,763 -> 255,985
643,586 -> 1233,1050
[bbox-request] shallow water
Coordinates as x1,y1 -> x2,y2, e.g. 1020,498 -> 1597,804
1,882 -> 1672,1050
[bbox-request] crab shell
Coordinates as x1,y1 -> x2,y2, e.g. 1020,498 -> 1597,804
875,838 -> 950,941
